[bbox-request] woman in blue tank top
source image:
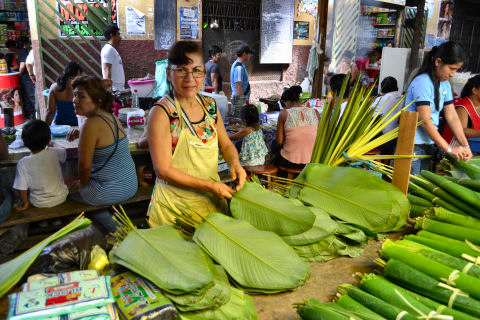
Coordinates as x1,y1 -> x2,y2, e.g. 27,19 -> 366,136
46,62 -> 83,126
69,76 -> 137,232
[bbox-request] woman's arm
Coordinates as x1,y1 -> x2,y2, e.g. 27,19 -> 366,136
217,111 -> 246,190
276,110 -> 287,146
229,127 -> 250,140
211,73 -> 219,93
148,105 -> 236,199
444,104 -> 472,160
456,106 -> 480,138
45,84 -> 58,125
76,119 -> 98,188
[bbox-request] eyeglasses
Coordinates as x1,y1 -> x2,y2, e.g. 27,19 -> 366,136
171,67 -> 206,78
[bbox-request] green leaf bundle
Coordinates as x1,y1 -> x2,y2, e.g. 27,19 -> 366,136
111,225 -> 214,295
296,299 -> 357,320
230,182 -> 316,236
335,295 -> 386,320
381,241 -> 480,300
409,181 -> 463,214
193,212 -> 310,294
0,215 -> 91,298
289,163 -> 408,233
446,154 -> 480,179
429,207 -> 480,229
415,217 -> 480,245
383,259 -> 480,317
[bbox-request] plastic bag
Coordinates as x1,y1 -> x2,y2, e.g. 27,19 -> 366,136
153,59 -> 169,99
27,224 -> 105,276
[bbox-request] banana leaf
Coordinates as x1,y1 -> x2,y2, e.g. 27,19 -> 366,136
406,233 -> 480,261
111,225 -> 213,295
415,217 -> 480,245
446,154 -> 480,179
193,212 -> 310,294
296,299 -> 359,320
336,223 -> 368,243
178,287 -> 257,320
230,182 -> 315,236
281,207 -> 337,246
336,295 -> 387,320
166,262 -> 230,312
0,216 -> 91,298
429,207 -> 480,229
289,163 -> 408,233
292,235 -> 363,262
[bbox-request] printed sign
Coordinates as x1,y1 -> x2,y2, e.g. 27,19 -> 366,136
57,0 -> 117,37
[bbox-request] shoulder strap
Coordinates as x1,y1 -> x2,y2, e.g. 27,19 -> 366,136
460,98 -> 480,129
91,113 -> 120,174
168,95 -> 200,138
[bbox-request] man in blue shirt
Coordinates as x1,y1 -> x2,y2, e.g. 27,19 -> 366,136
230,43 -> 253,105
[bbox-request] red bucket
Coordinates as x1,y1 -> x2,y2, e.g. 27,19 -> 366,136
0,72 -> 22,128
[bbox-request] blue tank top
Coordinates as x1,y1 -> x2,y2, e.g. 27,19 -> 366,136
54,100 -> 78,126
78,114 -> 137,205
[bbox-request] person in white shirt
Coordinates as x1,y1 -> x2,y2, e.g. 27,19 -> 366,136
13,120 -> 68,210
101,25 -> 125,91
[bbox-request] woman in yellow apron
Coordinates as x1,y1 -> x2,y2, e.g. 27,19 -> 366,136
147,40 -> 246,227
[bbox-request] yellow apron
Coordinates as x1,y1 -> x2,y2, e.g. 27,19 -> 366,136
147,96 -> 227,227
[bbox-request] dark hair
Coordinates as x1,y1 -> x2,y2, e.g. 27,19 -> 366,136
243,104 -> 260,129
324,56 -> 331,63
461,75 -> 480,99
71,76 -> 114,113
416,41 -> 466,111
380,76 -> 398,94
103,25 -> 119,41
330,74 -> 351,98
168,40 -> 203,67
281,85 -> 302,102
343,50 -> 354,59
7,87 -> 20,105
5,40 -> 16,49
56,62 -> 83,92
236,43 -> 253,57
22,120 -> 51,153
208,45 -> 222,58
16,36 -> 29,49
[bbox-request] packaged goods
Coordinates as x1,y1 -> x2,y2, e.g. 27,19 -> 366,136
65,304 -> 117,320
22,270 -> 100,291
8,276 -> 114,320
111,272 -> 177,320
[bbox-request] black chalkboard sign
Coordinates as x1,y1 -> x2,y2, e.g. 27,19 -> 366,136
155,0 -> 176,50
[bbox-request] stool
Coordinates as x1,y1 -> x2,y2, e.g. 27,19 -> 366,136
278,166 -> 303,180
243,164 -> 278,189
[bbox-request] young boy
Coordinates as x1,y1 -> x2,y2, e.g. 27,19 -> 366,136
13,120 -> 68,210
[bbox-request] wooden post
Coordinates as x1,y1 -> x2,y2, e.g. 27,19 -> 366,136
313,0 -> 328,98
392,111 -> 418,195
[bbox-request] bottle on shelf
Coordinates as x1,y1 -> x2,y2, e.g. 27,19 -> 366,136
0,59 -> 7,74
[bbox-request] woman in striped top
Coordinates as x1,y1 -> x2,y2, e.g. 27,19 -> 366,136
69,76 -> 137,231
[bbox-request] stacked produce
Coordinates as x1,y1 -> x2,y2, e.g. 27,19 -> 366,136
230,181 -> 367,262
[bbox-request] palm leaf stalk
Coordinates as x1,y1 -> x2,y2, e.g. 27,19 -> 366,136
387,239 -> 480,279
0,214 -> 90,298
335,295 -> 387,320
405,232 -> 480,263
381,258 -> 480,317
428,207 -> 480,229
338,284 -> 418,320
309,74 -> 421,166
365,270 -> 477,320
415,217 -> 480,244
381,241 -> 480,300
413,174 -> 479,217
421,170 -> 480,211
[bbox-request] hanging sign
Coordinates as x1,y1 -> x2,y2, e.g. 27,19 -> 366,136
57,0 -> 118,37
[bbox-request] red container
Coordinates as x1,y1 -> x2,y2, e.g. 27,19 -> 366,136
0,72 -> 22,128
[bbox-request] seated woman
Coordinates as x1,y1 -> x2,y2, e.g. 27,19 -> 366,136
147,40 -> 246,227
69,76 -> 137,232
46,62 -> 83,126
443,75 -> 480,144
276,86 -> 320,169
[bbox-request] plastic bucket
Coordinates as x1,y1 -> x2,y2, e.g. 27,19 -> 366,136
128,79 -> 155,98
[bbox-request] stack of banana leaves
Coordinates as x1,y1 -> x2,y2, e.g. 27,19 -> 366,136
230,181 -> 368,262
109,208 -> 257,319
409,155 -> 480,218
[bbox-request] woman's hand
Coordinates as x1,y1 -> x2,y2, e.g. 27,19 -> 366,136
230,164 -> 246,191
209,181 -> 235,199
66,128 -> 80,141
448,145 -> 472,161
15,201 -> 29,211
69,180 -> 81,192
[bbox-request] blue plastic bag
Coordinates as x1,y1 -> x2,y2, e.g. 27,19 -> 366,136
153,59 -> 169,99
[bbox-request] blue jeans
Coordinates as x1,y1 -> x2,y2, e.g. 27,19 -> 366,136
411,144 -> 434,175
69,191 -> 119,233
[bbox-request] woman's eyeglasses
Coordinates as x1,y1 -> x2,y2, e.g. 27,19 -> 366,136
171,67 -> 205,78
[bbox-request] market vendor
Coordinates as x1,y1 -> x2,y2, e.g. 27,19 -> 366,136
146,40 -> 246,227
406,41 -> 472,175
443,75 -> 480,143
